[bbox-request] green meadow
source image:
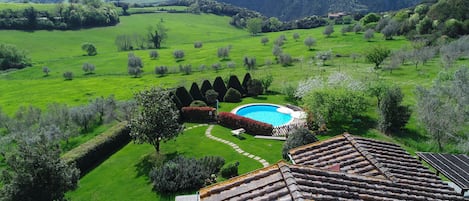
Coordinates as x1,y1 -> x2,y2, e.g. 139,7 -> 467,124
1,9 -> 468,201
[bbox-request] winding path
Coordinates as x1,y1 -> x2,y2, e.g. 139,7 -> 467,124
204,125 -> 270,167
184,124 -> 269,167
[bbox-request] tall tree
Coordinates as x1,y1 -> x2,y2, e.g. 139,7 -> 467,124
148,23 -> 168,49
130,87 -> 183,153
365,46 -> 390,69
378,87 -> 411,134
246,18 -> 262,35
0,134 -> 80,201
415,67 -> 469,151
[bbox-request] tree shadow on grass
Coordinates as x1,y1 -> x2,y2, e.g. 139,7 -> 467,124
252,96 -> 267,100
134,151 -> 181,179
321,116 -> 377,137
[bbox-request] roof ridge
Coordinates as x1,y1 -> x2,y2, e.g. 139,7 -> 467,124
343,133 -> 397,182
278,162 -> 305,200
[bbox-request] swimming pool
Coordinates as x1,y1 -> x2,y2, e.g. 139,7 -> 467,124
232,104 -> 293,127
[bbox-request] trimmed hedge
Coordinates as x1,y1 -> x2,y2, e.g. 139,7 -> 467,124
224,88 -> 241,102
176,86 -> 194,107
227,75 -> 244,95
200,80 -> 213,100
190,100 -> 207,107
218,112 -> 273,136
182,107 -> 216,123
189,82 -> 204,101
62,121 -> 130,176
213,76 -> 227,102
241,73 -> 252,95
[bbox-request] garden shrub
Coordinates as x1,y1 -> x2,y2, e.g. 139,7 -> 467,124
200,80 -> 213,99
241,73 -> 252,94
150,156 -> 224,193
181,106 -> 215,122
224,88 -> 242,102
205,89 -> 219,105
170,91 -> 183,110
189,100 -> 207,107
62,121 -> 130,176
175,86 -> 193,107
227,75 -> 244,95
189,82 -> 204,101
221,162 -> 239,179
218,112 -> 273,136
247,79 -> 264,96
282,128 -> 318,159
213,76 -> 227,101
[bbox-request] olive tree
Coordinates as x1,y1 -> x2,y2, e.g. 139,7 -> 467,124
365,46 -> 390,69
282,128 -> 318,159
81,42 -> 97,56
246,18 -> 262,35
0,134 -> 80,201
304,36 -> 316,50
130,87 -> 183,153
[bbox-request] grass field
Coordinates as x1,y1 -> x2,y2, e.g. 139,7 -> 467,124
1,9 -> 468,201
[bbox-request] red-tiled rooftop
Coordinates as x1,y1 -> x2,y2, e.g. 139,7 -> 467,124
199,133 -> 469,200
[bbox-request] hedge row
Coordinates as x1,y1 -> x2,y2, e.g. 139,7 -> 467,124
62,121 -> 131,176
182,107 -> 216,123
218,112 -> 273,136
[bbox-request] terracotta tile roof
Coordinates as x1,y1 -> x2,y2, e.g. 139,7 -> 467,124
200,162 -> 466,201
199,133 -> 468,200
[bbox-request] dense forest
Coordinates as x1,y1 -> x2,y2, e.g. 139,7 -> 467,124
215,0 -> 421,21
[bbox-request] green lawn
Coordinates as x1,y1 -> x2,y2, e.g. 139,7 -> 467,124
67,124 -> 265,201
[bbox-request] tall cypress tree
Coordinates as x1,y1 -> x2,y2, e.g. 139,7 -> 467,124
228,75 -> 244,95
175,86 -> 193,107
200,80 -> 213,100
189,82 -> 204,101
213,76 -> 227,102
241,73 -> 252,95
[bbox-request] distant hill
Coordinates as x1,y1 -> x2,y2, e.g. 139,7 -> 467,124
215,0 -> 421,21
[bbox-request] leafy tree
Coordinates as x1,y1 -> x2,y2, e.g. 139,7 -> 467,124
247,79 -> 263,97
148,23 -> 168,49
415,67 -> 469,151
224,88 -> 242,103
353,23 -> 362,33
416,17 -> 433,35
274,35 -> 286,46
243,56 -> 256,70
246,18 -> 262,35
315,50 -> 333,66
260,74 -> 273,92
272,45 -> 283,60
323,24 -> 334,37
365,46 -> 390,69
81,42 -> 97,56
293,33 -> 300,41
189,82 -> 204,101
63,71 -> 73,80
0,43 -> 31,70
381,19 -> 399,40
70,105 -> 96,132
149,50 -> 159,59
211,63 -> 222,72
42,66 -> 50,76
213,76 -> 227,101
279,53 -> 293,66
82,62 -> 95,74
179,64 -> 192,75
261,37 -> 269,45
378,87 -> 411,134
115,34 -> 133,51
173,50 -> 185,61
217,47 -> 230,60
364,29 -> 374,41
303,88 -> 367,126
304,36 -> 316,50
154,66 -> 168,77
0,134 -> 79,201
282,128 -> 318,159
116,100 -> 137,122
130,87 -> 183,153
205,89 -> 219,105
128,53 -> 143,77
361,13 -> 381,25
194,41 -> 203,48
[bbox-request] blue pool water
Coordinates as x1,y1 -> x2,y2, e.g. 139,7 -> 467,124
235,105 -> 292,127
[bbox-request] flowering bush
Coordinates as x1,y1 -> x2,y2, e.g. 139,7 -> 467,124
182,107 -> 215,123
218,112 -> 273,136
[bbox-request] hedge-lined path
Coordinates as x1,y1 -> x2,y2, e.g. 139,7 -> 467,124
204,124 -> 270,167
